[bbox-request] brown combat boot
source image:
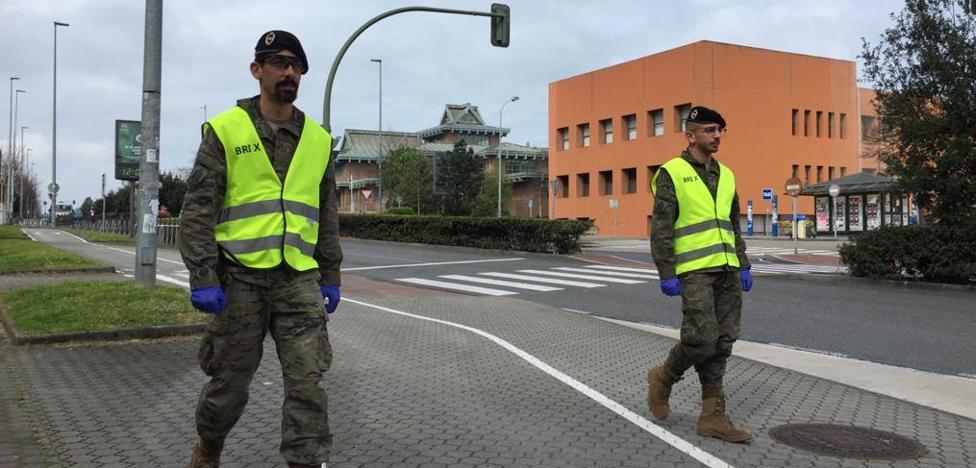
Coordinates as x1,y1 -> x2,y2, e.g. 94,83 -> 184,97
647,362 -> 679,420
188,437 -> 224,468
697,388 -> 751,443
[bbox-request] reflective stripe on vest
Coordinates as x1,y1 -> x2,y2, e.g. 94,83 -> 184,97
651,157 -> 740,275
209,106 -> 331,271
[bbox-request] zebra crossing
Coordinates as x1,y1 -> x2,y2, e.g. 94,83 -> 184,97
748,246 -> 840,257
396,263 -> 846,296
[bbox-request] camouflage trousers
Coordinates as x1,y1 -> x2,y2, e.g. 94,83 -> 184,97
195,269 -> 333,465
666,270 -> 741,389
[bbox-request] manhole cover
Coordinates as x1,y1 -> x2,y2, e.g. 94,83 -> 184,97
769,424 -> 927,460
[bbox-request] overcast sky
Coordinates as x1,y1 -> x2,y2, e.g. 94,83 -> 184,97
1,0 -> 905,206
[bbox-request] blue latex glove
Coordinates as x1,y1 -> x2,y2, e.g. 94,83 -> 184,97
190,286 -> 227,314
659,277 -> 682,297
740,268 -> 753,292
321,285 -> 341,314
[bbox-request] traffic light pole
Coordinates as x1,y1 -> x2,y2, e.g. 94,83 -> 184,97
321,4 -> 509,132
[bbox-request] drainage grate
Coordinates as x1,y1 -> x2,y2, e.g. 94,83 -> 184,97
769,424 -> 927,460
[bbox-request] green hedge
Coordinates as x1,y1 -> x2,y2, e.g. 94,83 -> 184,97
339,214 -> 594,254
839,222 -> 976,284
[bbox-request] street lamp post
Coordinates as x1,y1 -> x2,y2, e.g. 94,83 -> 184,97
371,58 -> 383,212
3,76 -> 20,224
52,21 -> 69,226
8,89 -> 25,221
18,126 -> 28,218
497,96 -> 518,218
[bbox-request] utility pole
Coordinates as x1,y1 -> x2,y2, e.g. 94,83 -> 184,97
18,126 -> 27,218
134,0 -> 162,287
101,173 -> 106,225
52,22 -> 69,226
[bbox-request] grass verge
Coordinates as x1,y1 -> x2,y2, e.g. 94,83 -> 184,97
0,281 -> 202,335
66,229 -> 133,244
0,225 -> 28,239
0,239 -> 105,273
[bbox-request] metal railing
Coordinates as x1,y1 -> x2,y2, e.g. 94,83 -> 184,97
16,218 -> 182,247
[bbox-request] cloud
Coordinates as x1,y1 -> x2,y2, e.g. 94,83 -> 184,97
0,0 -> 905,205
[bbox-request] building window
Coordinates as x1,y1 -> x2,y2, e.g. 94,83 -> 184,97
804,110 -> 811,137
648,109 -> 664,136
623,114 -> 637,141
647,165 -> 661,192
816,165 -> 824,182
557,175 -> 569,198
840,166 -> 847,177
557,127 -> 569,150
816,111 -> 823,138
828,112 -> 835,138
600,118 -> 613,144
577,123 -> 590,147
675,104 -> 691,132
804,165 -> 812,185
792,109 -> 799,136
623,168 -> 637,194
861,115 -> 876,139
840,113 -> 847,139
577,173 -> 590,197
828,166 -> 835,180
791,164 -> 799,178
599,170 -> 613,195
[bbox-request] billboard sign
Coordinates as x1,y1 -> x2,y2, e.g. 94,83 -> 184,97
115,120 -> 142,180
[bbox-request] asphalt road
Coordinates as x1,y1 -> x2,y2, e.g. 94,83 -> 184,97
26,228 -> 976,378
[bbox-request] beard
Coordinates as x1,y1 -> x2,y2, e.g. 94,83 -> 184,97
273,78 -> 299,103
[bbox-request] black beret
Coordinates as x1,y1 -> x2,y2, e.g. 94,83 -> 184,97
686,106 -> 726,129
255,30 -> 308,74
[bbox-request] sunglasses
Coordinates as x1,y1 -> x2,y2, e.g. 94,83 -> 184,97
262,54 -> 305,73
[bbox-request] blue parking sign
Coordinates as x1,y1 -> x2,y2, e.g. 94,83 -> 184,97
762,188 -> 773,200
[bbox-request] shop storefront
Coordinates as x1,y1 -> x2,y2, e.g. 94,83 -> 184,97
802,172 -> 911,235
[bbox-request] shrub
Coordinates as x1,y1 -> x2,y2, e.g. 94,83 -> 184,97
339,214 -> 593,254
839,221 -> 976,284
386,206 -> 415,216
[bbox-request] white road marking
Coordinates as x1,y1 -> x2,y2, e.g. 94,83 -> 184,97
479,272 -> 606,288
586,265 -> 658,274
344,298 -> 733,468
157,274 -> 190,288
396,278 -> 518,296
517,270 -> 645,284
343,258 -> 524,271
554,267 -> 659,280
438,274 -> 561,292
562,308 -> 591,315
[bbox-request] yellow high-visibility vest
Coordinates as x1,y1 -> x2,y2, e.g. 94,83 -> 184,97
652,157 -> 740,275
209,106 -> 331,271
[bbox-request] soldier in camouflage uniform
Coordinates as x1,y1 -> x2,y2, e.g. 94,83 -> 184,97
647,106 -> 753,443
180,30 -> 342,468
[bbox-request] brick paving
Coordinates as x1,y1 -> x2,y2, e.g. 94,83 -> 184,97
1,291 -> 974,467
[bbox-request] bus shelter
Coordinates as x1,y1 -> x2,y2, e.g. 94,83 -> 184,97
800,171 -> 912,235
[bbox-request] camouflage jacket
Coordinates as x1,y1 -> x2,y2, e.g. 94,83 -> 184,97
178,96 -> 342,289
650,150 -> 750,280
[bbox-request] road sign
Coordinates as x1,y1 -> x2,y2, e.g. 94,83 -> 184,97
362,189 -> 373,200
785,177 -> 803,197
828,184 -> 840,198
762,188 -> 773,200
550,179 -> 560,196
48,182 -> 60,193
609,198 -> 618,209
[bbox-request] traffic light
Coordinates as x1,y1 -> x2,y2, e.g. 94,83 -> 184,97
490,3 -> 510,48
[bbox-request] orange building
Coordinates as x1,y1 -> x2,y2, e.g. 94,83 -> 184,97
548,40 -> 879,237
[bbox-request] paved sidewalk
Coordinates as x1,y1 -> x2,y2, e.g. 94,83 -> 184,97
2,289 -> 974,467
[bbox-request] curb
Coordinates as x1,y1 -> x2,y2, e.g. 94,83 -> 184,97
0,266 -> 116,276
762,271 -> 975,293
0,304 -> 205,346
